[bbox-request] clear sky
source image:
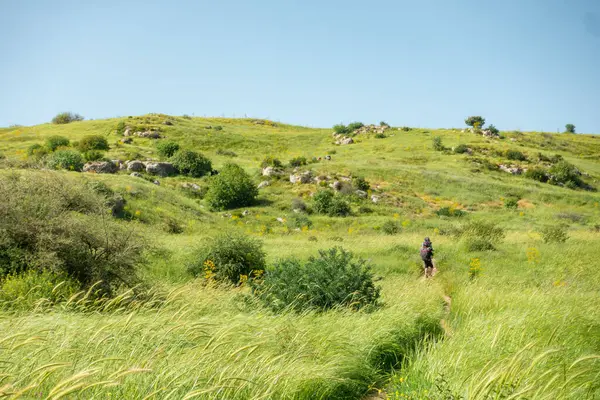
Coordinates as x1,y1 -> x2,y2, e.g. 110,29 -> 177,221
1,0 -> 599,132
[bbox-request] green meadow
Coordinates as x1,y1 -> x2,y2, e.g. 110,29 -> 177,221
0,114 -> 599,399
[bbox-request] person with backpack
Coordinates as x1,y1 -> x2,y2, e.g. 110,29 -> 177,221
420,237 -> 435,278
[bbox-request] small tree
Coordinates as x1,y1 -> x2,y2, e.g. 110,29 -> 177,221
77,135 -> 109,152
205,163 -> 258,210
156,140 -> 180,158
46,136 -> 70,151
487,124 -> 499,135
432,136 -> 444,151
565,124 -> 576,134
52,112 -> 84,124
170,150 -> 212,177
465,116 -> 486,129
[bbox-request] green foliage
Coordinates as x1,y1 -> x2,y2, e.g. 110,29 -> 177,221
51,112 -> 84,124
205,163 -> 258,210
328,198 -> 351,217
83,150 -> 106,162
288,214 -> 313,230
188,232 -> 265,284
291,197 -> 307,212
252,247 -> 380,312
400,126 -> 412,131
432,136 -> 444,151
213,125 -> 223,131
170,150 -> 212,177
457,220 -> 504,251
0,269 -> 80,310
0,173 -> 143,294
46,135 -> 70,151
548,161 -> 585,189
470,157 -> 498,171
382,220 -> 400,235
333,124 -> 351,134
454,144 -> 469,154
77,135 -> 109,152
352,176 -> 370,191
374,133 -> 386,139
380,121 -> 390,127
504,197 -> 519,209
487,124 -> 499,135
541,225 -> 569,243
436,207 -> 466,217
289,156 -> 307,167
27,143 -> 48,159
46,149 -> 84,171
156,140 -> 180,158
116,121 -> 127,135
260,156 -> 283,168
347,122 -> 364,131
506,149 -> 527,161
465,116 -> 485,128
216,148 -> 237,157
312,190 -> 351,217
565,124 -> 576,133
525,167 -> 549,183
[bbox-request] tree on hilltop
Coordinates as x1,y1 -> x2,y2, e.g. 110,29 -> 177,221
565,124 -> 576,134
465,116 -> 486,129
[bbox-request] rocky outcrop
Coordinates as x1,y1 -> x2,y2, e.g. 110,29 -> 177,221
262,167 -> 284,177
137,130 -> 161,139
127,160 -> 145,172
258,181 -> 270,188
146,162 -> 176,176
83,161 -> 118,174
290,171 -> 312,184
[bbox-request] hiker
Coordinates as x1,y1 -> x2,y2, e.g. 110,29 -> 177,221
420,237 -> 435,278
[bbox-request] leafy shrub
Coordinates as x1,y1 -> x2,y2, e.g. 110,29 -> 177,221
27,143 -> 48,159
83,150 -> 105,162
156,140 -> 180,158
46,149 -> 84,171
565,124 -> 576,134
380,121 -> 390,127
182,114 -> 192,119
205,163 -> 258,210
78,135 -> 109,152
312,189 -> 334,214
170,150 -> 212,177
289,156 -> 307,167
291,197 -> 307,212
0,269 -> 79,309
327,149 -> 337,155
454,144 -> 469,154
333,124 -> 350,134
504,197 -> 519,209
251,247 -> 380,312
541,225 -> 569,243
216,148 -> 237,157
432,136 -> 444,151
464,237 -> 496,252
506,150 -> 527,161
288,214 -> 312,229
213,125 -> 223,131
308,236 -> 318,242
188,232 -> 265,284
436,207 -> 466,217
549,154 -> 563,164
375,133 -> 386,139
0,173 -> 143,295
465,116 -> 486,128
52,112 -> 84,124
46,135 -> 70,151
260,156 -> 283,168
382,220 -> 400,235
328,198 -> 351,217
470,157 -> 498,171
548,161 -> 585,188
525,167 -> 549,183
359,206 -> 373,214
400,126 -> 412,132
487,124 -> 499,135
116,121 -> 127,135
352,176 -> 370,191
457,220 -> 504,251
347,122 -> 364,131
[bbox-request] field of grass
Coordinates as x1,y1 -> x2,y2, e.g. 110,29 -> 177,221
1,115 -> 599,399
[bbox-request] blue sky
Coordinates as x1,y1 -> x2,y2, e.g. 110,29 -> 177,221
1,0 -> 599,132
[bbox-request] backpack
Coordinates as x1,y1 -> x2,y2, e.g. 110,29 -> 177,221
420,246 -> 432,261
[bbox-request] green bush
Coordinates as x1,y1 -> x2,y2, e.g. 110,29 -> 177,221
46,149 -> 84,171
347,122 -> 364,131
78,135 -> 109,152
464,237 -> 496,252
46,135 -> 70,151
170,150 -> 212,177
188,232 -> 265,284
27,143 -> 48,159
465,116 -> 485,128
375,133 -> 386,139
352,176 -> 370,191
0,173 -> 143,295
333,124 -> 350,134
504,197 -> 519,209
216,148 -> 237,157
83,150 -> 106,162
436,207 -> 466,217
432,136 -> 444,151
380,121 -> 390,127
0,269 -> 80,310
213,125 -> 223,131
548,161 -> 585,188
205,163 -> 258,210
291,197 -> 307,212
487,124 -> 499,135
506,150 -> 527,161
116,121 -> 127,135
288,214 -> 313,230
525,167 -> 549,183
289,156 -> 307,167
251,247 -> 380,312
382,220 -> 400,235
541,225 -> 569,243
51,112 -> 84,124
156,140 -> 180,158
328,198 -> 351,217
400,126 -> 412,132
454,144 -> 469,154
260,156 -> 283,168
565,124 -> 576,134
312,189 -> 334,214
457,220 -> 504,251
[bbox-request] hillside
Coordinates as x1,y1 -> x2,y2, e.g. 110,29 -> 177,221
0,114 -> 599,399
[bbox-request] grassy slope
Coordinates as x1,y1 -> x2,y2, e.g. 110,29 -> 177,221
0,115 -> 599,399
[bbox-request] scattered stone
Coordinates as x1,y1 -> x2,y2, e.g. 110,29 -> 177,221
127,160 -> 145,172
371,195 -> 380,203
290,171 -> 312,184
481,129 -> 499,138
340,176 -> 351,182
152,180 -> 160,186
262,166 -> 284,177
338,137 -> 354,145
123,127 -> 132,136
258,181 -> 270,189
331,181 -> 342,191
146,162 -> 176,176
353,124 -> 390,135
120,137 -> 133,144
222,213 -> 232,218
355,190 -> 367,198
242,210 -> 251,216
181,182 -> 201,191
510,138 -> 517,142
276,217 -> 285,223
110,196 -> 126,216
498,164 -> 523,175
83,161 -> 118,174
130,172 -> 143,178
137,130 -> 161,139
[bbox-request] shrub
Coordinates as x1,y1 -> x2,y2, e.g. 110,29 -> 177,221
83,150 -> 105,162
0,173 -> 143,295
116,121 -> 127,135
251,247 -> 380,312
548,161 -> 584,188
525,167 -> 549,183
170,150 -> 212,177
52,112 -> 84,124
260,156 -> 283,169
359,206 -> 373,214
465,116 -> 486,128
205,163 -> 258,210
457,220 -> 504,251
352,176 -> 370,191
470,157 -> 498,171
182,114 -> 192,119
312,189 -> 334,214
188,232 -> 265,284
436,207 -> 466,217
549,154 -> 563,164
46,135 -> 70,151
565,124 -> 576,134
289,156 -> 307,167
46,149 -> 84,171
78,135 -> 109,152
27,143 -> 48,159
156,140 -> 180,158
375,133 -> 386,139
382,220 -> 400,235
454,144 -> 469,154
216,148 -> 237,157
506,150 -> 527,161
213,125 -> 223,131
541,225 -> 569,243
347,122 -> 364,131
380,121 -> 390,127
288,214 -> 312,230
400,126 -> 412,131
328,198 -> 351,217
504,197 -> 519,209
333,124 -> 350,134
291,197 -> 307,212
487,124 -> 499,135
432,136 -> 444,151
0,269 -> 79,309
464,237 -> 496,252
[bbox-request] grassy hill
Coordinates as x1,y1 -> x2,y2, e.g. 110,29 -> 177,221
0,114 -> 599,399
